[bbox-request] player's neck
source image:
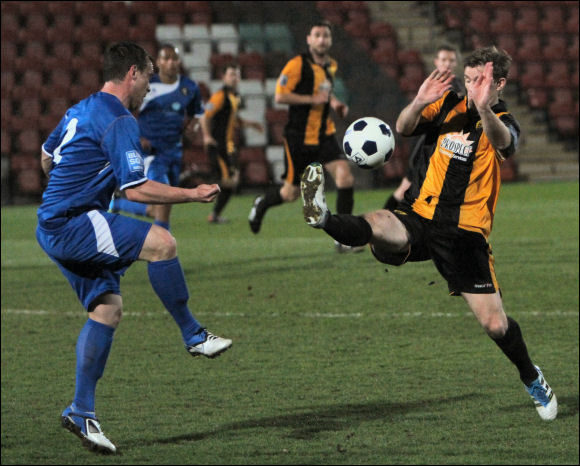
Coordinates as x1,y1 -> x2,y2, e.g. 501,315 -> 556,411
159,72 -> 179,84
101,82 -> 130,109
309,49 -> 329,66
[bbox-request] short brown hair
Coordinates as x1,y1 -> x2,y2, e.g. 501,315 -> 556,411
310,20 -> 332,34
103,42 -> 152,82
464,46 -> 512,81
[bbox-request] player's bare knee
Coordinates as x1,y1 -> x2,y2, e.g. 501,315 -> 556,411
156,230 -> 177,260
482,314 -> 508,339
281,185 -> 299,202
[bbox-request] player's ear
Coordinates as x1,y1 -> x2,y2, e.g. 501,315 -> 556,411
496,77 -> 506,92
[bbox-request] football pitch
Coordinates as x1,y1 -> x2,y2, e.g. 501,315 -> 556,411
1,182 -> 578,465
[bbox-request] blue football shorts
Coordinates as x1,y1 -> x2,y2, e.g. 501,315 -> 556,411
36,210 -> 152,311
146,147 -> 182,187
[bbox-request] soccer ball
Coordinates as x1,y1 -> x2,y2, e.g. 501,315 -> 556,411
343,117 -> 395,170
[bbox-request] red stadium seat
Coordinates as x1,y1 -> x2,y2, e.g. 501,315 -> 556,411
545,61 -> 571,88
518,61 -> 546,89
238,53 -> 266,81
525,87 -> 549,110
103,15 -> 132,43
12,70 -> 44,100
1,129 -> 11,154
14,42 -> 47,72
489,8 -> 515,35
552,115 -> 578,138
369,22 -> 396,39
1,98 -> 12,126
18,13 -> 49,42
565,6 -> 579,33
74,1 -> 104,15
397,49 -> 422,65
72,42 -> 103,70
46,14 -> 75,42
45,42 -> 74,70
1,12 -> 19,41
74,16 -> 104,42
1,71 -> 15,98
542,35 -> 568,61
515,34 -> 542,63
17,129 -> 41,153
514,7 -> 540,34
539,6 -> 566,34
466,8 -> 491,35
567,35 -> 579,60
496,34 -> 518,58
18,1 -> 48,15
11,153 -> 43,195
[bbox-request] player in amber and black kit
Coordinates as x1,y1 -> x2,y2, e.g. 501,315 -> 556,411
301,46 -> 557,421
248,20 -> 359,252
201,63 -> 264,223
384,44 -> 464,211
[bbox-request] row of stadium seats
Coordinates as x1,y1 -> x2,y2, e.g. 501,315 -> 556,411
435,2 -> 579,141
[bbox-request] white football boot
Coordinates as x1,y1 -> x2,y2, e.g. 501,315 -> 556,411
524,365 -> 558,421
300,162 -> 329,228
186,330 -> 232,358
61,405 -> 117,454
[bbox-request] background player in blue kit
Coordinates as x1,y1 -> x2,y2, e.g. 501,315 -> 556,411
110,44 -> 205,231
36,42 -> 232,454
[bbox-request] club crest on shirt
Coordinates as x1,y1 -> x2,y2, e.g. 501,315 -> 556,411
181,87 -> 188,96
440,130 -> 475,162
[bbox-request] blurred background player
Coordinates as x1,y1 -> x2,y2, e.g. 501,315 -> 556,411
248,20 -> 358,252
110,44 -> 205,231
384,44 -> 464,211
201,63 -> 264,224
36,42 -> 232,454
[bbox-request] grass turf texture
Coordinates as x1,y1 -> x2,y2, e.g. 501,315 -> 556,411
1,182 -> 578,465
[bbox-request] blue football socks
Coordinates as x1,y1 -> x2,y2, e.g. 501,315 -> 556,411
153,220 -> 170,231
147,257 -> 205,345
74,319 -> 115,413
111,198 -> 148,217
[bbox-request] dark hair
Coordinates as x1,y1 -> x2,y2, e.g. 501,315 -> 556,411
222,62 -> 240,76
158,43 -> 180,58
464,46 -> 512,81
103,42 -> 152,82
310,20 -> 332,34
436,43 -> 458,55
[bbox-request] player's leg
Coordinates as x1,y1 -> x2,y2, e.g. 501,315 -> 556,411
209,149 -> 237,223
301,162 -> 410,253
146,156 -> 173,230
463,292 -> 557,420
249,136 -> 304,233
139,224 -> 232,357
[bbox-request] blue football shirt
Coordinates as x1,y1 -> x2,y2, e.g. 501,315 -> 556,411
38,92 -> 148,229
137,74 -> 204,155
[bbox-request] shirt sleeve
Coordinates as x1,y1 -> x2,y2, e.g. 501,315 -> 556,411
276,56 -> 303,95
497,113 -> 520,159
41,117 -> 66,157
186,84 -> 205,118
101,115 -> 148,190
204,90 -> 226,120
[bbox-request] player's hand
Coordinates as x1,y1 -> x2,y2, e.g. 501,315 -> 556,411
191,183 -> 220,203
333,102 -> 348,118
140,137 -> 152,153
203,135 -> 217,148
312,90 -> 330,105
415,69 -> 455,106
469,62 -> 495,111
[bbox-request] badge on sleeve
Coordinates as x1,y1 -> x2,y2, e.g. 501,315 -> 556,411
279,74 -> 288,86
125,150 -> 144,173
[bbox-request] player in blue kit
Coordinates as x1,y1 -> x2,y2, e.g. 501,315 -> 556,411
36,42 -> 232,454
110,44 -> 205,230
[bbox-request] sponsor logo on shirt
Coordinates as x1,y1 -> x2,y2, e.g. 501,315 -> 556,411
440,131 -> 475,162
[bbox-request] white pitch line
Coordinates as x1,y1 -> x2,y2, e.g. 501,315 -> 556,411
1,309 -> 578,318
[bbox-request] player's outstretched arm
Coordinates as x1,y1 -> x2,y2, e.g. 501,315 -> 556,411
396,69 -> 455,136
125,179 -> 220,204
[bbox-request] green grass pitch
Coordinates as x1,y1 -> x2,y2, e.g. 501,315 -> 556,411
1,182 -> 578,464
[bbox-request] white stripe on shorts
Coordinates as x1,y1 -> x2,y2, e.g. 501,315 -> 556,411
87,210 -> 119,257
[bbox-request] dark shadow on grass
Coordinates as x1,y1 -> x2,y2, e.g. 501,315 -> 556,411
129,394 -> 481,448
